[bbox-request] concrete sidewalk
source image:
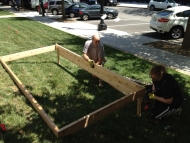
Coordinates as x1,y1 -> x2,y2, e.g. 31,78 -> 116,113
0,5 -> 190,75
117,2 -> 148,8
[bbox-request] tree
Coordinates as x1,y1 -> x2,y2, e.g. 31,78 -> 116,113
61,0 -> 66,20
181,15 -> 190,49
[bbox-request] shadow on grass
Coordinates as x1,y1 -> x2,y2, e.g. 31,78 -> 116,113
31,62 -> 124,126
1,17 -> 190,143
1,62 -> 190,143
8,17 -> 34,21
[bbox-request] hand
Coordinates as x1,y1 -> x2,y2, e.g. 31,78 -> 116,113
148,93 -> 155,99
88,59 -> 94,68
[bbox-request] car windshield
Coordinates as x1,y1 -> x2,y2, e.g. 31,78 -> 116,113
167,0 -> 176,3
156,10 -> 173,16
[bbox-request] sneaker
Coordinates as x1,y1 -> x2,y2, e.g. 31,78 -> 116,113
173,107 -> 182,116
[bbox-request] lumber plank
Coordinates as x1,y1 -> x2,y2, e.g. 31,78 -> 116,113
137,98 -> 142,116
57,46 -> 133,94
57,46 -> 60,65
56,44 -> 145,96
0,59 -> 59,137
0,44 -> 146,138
0,45 -> 56,62
58,92 -> 139,137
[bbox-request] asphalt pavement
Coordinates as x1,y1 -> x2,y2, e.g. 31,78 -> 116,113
0,2 -> 190,76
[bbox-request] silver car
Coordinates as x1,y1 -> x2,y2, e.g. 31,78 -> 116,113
48,0 -> 73,15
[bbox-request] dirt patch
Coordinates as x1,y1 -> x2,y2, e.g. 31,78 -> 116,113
144,41 -> 190,58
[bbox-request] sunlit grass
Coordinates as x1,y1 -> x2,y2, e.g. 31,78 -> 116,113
0,17 -> 189,143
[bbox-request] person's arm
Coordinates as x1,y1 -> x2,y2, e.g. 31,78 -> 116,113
152,84 -> 156,93
96,43 -> 105,66
96,58 -> 102,65
149,83 -> 173,104
154,96 -> 173,104
83,53 -> 90,61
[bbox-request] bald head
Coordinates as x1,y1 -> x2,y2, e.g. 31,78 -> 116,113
92,33 -> 100,46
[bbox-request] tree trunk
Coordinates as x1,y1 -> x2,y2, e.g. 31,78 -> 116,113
62,0 -> 66,20
181,15 -> 190,49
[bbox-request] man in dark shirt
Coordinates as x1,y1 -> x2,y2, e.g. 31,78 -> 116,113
148,65 -> 184,122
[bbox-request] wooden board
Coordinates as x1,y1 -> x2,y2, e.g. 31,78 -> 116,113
58,92 -> 143,137
56,44 -> 145,96
0,45 -> 55,62
0,44 -> 146,138
0,59 -> 59,137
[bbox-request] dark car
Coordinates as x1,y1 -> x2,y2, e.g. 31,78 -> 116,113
78,4 -> 118,20
80,0 -> 97,5
65,2 -> 89,18
97,0 -> 117,6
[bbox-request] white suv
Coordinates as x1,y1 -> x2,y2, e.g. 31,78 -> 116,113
150,6 -> 190,39
148,0 -> 180,11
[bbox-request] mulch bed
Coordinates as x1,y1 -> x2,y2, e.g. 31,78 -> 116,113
144,41 -> 190,58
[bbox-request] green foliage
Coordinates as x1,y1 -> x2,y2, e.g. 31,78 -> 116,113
0,9 -> 12,15
0,17 -> 189,143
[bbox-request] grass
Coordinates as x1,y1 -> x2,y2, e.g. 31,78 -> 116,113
0,9 -> 12,16
0,16 -> 189,143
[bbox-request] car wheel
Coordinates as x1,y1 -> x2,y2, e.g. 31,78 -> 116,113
82,14 -> 89,21
70,13 -> 75,18
52,9 -> 58,15
150,5 -> 155,11
167,6 -> 171,9
170,27 -> 183,39
107,3 -> 109,6
107,13 -> 114,19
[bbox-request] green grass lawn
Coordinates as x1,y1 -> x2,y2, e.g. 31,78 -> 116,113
0,17 -> 190,143
0,9 -> 12,15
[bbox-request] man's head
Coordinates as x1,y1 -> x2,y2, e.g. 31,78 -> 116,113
92,33 -> 100,46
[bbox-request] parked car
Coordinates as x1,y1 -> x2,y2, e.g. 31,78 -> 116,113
65,2 -> 89,18
78,4 -> 118,20
30,0 -> 49,10
48,0 -> 73,15
148,0 -> 180,11
37,1 -> 49,12
150,6 -> 190,39
80,0 -> 97,5
97,0 -> 117,6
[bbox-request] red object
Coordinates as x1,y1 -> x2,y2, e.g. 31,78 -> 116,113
158,18 -> 169,22
79,10 -> 82,15
37,2 -> 49,12
144,105 -> 149,110
0,124 -> 6,132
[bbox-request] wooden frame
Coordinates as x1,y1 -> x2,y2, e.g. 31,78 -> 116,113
0,44 -> 145,137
